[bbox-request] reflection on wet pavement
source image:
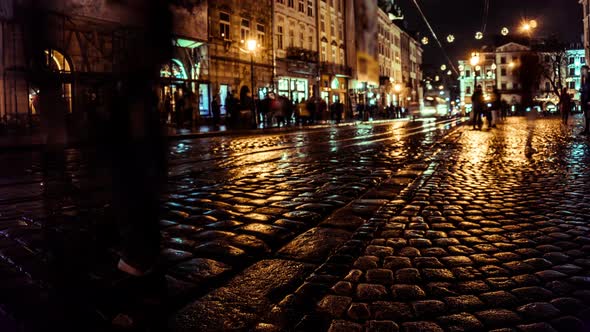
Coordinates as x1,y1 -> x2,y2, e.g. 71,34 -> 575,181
0,117 -> 465,329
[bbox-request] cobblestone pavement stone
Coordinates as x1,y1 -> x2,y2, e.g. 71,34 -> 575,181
256,116 -> 590,332
0,118 -> 463,331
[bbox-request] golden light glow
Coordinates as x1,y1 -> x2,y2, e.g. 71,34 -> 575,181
246,39 -> 257,52
394,84 -> 402,92
470,52 -> 480,67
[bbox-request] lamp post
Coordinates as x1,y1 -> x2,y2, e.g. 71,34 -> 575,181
394,83 -> 402,107
470,52 -> 480,90
246,39 -> 258,100
491,63 -> 497,89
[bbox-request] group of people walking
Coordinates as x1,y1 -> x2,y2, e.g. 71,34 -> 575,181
219,88 -> 347,129
161,86 -> 199,128
471,85 -> 504,130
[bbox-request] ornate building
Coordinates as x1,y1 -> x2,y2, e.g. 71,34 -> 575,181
208,0 -> 273,115
274,0 -> 317,102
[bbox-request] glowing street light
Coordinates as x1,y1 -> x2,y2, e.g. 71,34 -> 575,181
529,19 -> 538,29
421,36 -> 429,45
440,64 -> 447,71
470,52 -> 481,87
394,83 -> 402,106
246,39 -> 258,106
501,27 -> 509,36
246,39 -> 258,52
447,70 -> 452,76
447,34 -> 455,43
470,52 -> 480,67
475,31 -> 483,40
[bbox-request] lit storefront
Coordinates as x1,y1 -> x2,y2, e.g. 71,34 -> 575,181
278,77 -> 309,102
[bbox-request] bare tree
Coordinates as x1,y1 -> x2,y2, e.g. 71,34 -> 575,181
538,39 -> 568,103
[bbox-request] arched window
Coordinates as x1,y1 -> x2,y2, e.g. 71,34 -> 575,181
160,59 -> 188,79
44,49 -> 72,73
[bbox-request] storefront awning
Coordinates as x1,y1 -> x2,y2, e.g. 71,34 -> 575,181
172,38 -> 204,49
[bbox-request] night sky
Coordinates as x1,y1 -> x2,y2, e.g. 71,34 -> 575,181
395,0 -> 583,67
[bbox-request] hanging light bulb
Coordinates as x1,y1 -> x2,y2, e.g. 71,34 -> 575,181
440,64 -> 447,71
458,64 -> 465,71
446,34 -> 455,43
421,36 -> 429,45
475,32 -> 483,40
447,70 -> 452,76
501,27 -> 509,36
529,20 -> 538,29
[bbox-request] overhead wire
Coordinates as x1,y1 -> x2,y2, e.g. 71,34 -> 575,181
410,0 -> 459,75
481,0 -> 490,34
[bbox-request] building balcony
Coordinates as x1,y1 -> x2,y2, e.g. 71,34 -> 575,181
286,47 -> 318,63
320,62 -> 352,76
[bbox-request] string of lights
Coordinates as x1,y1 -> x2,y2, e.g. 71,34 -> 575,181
410,0 -> 459,75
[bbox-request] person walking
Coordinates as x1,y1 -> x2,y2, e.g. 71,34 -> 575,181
174,88 -> 184,128
581,65 -> 590,135
211,94 -> 221,126
471,85 -> 484,130
163,92 -> 172,125
491,88 -> 501,128
560,88 -> 572,125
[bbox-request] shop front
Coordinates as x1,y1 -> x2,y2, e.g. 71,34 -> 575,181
277,77 -> 309,103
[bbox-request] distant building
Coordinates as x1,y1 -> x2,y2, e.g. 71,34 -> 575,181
581,0 -> 590,63
377,6 -> 402,107
565,47 -> 586,102
458,42 -> 582,113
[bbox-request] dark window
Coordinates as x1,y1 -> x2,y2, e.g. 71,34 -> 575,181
219,12 -> 230,39
570,68 -> 576,76
501,83 -> 507,90
501,68 -> 507,76
500,57 -> 506,64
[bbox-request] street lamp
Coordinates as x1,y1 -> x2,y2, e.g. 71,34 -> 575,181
491,63 -> 498,89
394,83 -> 402,107
246,39 -> 258,101
470,52 -> 480,88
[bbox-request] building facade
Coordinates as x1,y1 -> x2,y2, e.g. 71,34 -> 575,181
458,42 -> 583,112
581,0 -> 590,63
0,1 -> 209,131
208,0 -> 273,116
316,0 -> 349,106
274,0 -> 317,103
565,48 -> 586,102
377,7 -> 402,107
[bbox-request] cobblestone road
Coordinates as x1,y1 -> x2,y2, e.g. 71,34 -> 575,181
0,118 -> 463,331
242,116 -> 590,332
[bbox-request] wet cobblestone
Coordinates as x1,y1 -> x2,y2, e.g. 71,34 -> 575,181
295,117 -> 590,331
